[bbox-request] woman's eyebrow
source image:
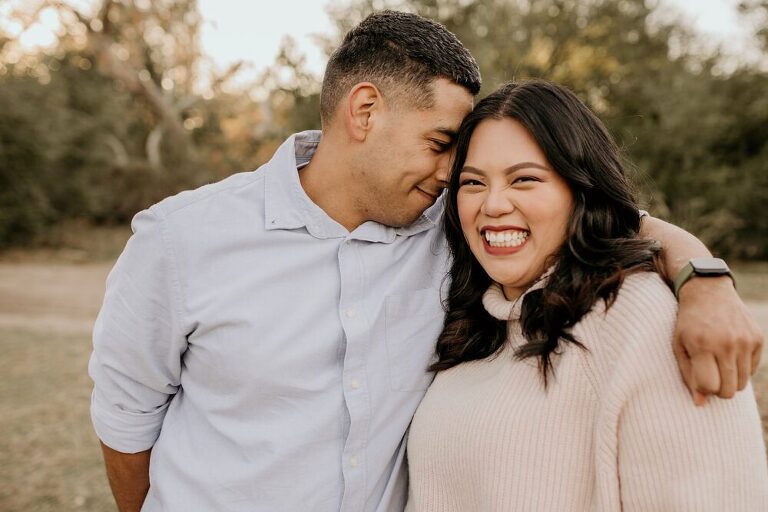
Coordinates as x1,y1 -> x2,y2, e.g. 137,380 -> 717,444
461,162 -> 551,175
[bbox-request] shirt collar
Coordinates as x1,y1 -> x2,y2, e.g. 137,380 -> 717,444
263,130 -> 346,238
263,130 -> 444,240
395,194 -> 444,237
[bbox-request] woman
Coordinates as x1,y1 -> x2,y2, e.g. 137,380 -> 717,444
405,80 -> 768,511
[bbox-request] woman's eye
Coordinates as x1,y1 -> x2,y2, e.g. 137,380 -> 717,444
513,176 -> 540,184
459,179 -> 483,187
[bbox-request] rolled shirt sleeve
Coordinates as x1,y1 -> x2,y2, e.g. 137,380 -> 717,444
89,207 -> 188,453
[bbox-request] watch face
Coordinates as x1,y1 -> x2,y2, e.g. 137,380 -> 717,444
690,257 -> 730,275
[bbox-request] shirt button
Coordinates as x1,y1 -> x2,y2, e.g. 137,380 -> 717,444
350,378 -> 360,389
345,308 -> 356,318
350,456 -> 359,467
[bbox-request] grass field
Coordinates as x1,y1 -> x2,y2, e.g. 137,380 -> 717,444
0,259 -> 116,511
1,249 -> 767,511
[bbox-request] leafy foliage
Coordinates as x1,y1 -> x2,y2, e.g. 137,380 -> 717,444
319,0 -> 768,259
0,0 -> 766,258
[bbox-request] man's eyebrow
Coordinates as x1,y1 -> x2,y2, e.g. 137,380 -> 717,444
433,128 -> 458,140
460,162 -> 551,174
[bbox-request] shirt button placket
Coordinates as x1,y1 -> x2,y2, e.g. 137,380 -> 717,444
338,237 -> 367,512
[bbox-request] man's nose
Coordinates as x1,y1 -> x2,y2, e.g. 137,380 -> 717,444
435,152 -> 452,184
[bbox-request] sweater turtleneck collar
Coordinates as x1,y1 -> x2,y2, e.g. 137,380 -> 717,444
481,267 -> 554,322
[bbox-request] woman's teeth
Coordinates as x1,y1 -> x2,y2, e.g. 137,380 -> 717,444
484,230 -> 529,248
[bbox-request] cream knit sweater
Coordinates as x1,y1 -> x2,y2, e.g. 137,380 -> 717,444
406,272 -> 768,511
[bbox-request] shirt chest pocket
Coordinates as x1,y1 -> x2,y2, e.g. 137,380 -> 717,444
384,288 -> 445,392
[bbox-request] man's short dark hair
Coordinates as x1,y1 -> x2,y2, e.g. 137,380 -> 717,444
320,10 -> 482,126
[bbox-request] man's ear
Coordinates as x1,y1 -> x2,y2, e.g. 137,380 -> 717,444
344,82 -> 383,141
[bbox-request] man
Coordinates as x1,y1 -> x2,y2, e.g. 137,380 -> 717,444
90,11 -> 763,512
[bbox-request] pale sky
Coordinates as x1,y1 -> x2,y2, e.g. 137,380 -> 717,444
195,0 -> 760,77
3,0 -> 762,78
197,0 -> 334,77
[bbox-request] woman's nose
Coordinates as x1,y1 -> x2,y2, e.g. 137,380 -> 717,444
481,188 -> 515,217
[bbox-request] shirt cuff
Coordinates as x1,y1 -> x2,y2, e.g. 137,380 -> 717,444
90,389 -> 168,453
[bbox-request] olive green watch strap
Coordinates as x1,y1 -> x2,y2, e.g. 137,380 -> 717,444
673,263 -> 696,300
673,257 -> 734,300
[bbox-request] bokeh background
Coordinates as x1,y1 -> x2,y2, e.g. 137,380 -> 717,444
1,0 -> 767,510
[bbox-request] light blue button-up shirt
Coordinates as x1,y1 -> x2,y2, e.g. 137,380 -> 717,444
89,131 -> 449,511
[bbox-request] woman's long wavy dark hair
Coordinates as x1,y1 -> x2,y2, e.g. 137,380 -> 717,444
432,79 -> 660,386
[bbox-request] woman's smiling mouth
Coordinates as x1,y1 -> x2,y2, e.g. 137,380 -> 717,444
481,226 -> 529,254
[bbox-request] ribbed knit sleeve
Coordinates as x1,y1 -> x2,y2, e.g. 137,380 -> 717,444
587,272 -> 768,511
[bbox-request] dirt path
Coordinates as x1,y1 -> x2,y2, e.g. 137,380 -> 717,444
0,261 -> 112,335
748,301 -> 768,334
1,260 -> 767,343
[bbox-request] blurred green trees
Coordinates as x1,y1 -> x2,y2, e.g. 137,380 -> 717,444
1,0 -> 272,241
1,0 -> 766,258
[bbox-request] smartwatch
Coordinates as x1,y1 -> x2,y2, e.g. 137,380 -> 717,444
673,257 -> 735,300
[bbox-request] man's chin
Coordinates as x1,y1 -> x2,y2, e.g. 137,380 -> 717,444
377,209 -> 425,229
415,187 -> 440,205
